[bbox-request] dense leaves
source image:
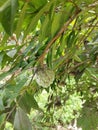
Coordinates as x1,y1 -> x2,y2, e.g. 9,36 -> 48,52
0,0 -> 98,130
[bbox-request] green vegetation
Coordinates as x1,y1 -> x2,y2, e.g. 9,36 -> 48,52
0,0 -> 98,130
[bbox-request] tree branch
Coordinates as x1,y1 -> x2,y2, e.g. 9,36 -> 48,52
38,9 -> 81,64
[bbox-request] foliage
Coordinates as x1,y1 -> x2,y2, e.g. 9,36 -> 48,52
0,0 -> 98,130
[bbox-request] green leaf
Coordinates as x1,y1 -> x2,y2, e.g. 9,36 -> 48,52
31,0 -> 47,9
0,114 -> 6,130
0,0 -> 11,34
78,107 -> 98,130
0,98 -> 4,111
15,2 -> 28,38
0,51 -> 4,66
14,107 -> 32,130
6,49 -> 17,58
67,30 -> 76,48
51,12 -> 64,38
39,15 -> 51,42
51,2 -> 74,38
0,0 -> 8,7
11,0 -> 18,30
0,45 -> 16,51
25,0 -> 56,37
18,91 -> 39,113
1,53 -> 12,68
74,55 -> 82,62
0,0 -> 18,35
58,34 -> 67,55
0,0 -> 10,13
75,68 -> 85,82
47,49 -> 53,68
0,66 -> 19,82
5,79 -> 27,99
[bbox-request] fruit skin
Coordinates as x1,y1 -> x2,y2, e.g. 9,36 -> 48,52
34,68 -> 55,88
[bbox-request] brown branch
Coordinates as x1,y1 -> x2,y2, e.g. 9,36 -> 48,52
37,9 -> 81,64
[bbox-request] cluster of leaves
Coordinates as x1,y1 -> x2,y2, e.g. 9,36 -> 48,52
0,0 -> 98,130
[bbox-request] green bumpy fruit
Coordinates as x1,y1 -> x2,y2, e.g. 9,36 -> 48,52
34,68 -> 55,88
